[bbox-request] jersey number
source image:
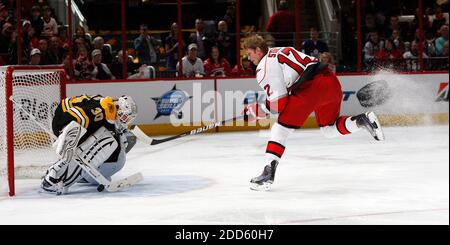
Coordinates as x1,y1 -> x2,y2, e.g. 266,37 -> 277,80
277,47 -> 314,74
264,84 -> 272,97
91,107 -> 104,122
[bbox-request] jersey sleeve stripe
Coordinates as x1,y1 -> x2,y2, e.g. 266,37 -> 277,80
62,98 -> 71,112
61,98 -> 84,125
62,98 -> 82,125
68,107 -> 86,128
74,106 -> 90,129
66,108 -> 82,125
61,99 -> 67,112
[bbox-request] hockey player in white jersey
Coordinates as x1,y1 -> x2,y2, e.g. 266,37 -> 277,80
41,95 -> 138,194
243,35 -> 385,191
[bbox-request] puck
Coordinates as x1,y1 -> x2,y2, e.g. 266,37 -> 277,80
97,184 -> 105,192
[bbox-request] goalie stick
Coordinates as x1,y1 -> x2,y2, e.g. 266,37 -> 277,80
10,97 -> 142,193
132,115 -> 247,146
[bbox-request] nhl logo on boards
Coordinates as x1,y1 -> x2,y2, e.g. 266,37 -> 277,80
152,85 -> 192,120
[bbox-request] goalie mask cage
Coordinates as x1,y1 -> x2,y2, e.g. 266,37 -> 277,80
0,66 -> 66,196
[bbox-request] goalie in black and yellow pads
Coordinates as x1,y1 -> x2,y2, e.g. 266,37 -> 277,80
41,95 -> 139,194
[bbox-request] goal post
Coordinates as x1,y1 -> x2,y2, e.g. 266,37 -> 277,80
0,65 -> 66,196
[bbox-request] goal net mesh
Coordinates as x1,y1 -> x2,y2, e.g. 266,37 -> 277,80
0,67 -> 62,194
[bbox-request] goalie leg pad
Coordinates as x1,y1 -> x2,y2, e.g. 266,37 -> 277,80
76,127 -> 119,169
81,149 -> 126,185
54,121 -> 87,162
41,159 -> 83,194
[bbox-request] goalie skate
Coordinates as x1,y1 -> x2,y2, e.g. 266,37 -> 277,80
250,160 -> 278,191
354,111 -> 385,141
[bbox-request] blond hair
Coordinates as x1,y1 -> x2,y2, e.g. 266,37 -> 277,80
243,35 -> 269,54
320,52 -> 334,64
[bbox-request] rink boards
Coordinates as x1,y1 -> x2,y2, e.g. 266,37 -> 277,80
66,72 -> 449,135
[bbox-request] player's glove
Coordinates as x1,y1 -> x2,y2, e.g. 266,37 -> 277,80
242,92 -> 270,122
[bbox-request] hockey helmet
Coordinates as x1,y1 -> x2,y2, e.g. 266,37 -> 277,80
116,95 -> 138,125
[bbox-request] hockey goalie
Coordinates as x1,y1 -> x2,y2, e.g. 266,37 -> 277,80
41,95 -> 139,195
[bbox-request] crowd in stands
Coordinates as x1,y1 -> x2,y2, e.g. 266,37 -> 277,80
0,0 -> 255,80
341,0 -> 449,72
1,0 -> 448,81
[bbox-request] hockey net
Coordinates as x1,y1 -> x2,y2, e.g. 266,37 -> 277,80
0,66 -> 65,196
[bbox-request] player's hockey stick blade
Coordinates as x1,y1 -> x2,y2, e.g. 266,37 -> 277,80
105,172 -> 143,192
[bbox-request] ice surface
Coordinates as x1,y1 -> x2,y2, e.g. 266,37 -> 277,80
0,125 -> 448,225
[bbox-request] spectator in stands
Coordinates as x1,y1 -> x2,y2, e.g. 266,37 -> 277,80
424,31 -> 437,57
58,26 -> 69,50
41,6 -> 58,38
266,0 -> 295,47
0,22 -> 13,53
30,6 -> 43,38
177,43 -> 204,78
363,14 -> 382,38
438,41 -> 449,70
411,8 -> 431,40
301,28 -> 329,59
29,48 -> 41,65
403,40 -> 429,71
319,52 -> 336,73
216,20 -> 234,66
73,26 -> 91,51
384,15 -> 400,38
7,30 -> 29,65
134,24 -> 161,66
90,49 -> 115,80
391,29 -> 405,52
48,36 -> 64,64
62,52 -> 72,80
0,3 -> 10,28
442,41 -> 449,57
231,55 -> 255,77
204,46 -> 231,77
111,50 -> 147,80
21,20 -> 32,53
375,38 -> 403,60
26,26 -> 39,49
435,24 -> 449,55
375,38 -> 403,70
363,31 -> 382,68
189,18 -> 210,60
431,5 -> 449,34
38,38 -> 51,65
73,37 -> 89,55
93,36 -> 112,64
74,47 -> 95,80
165,22 -> 184,70
223,4 -> 236,34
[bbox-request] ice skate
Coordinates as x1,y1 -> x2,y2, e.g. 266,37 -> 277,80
250,160 -> 279,191
353,111 -> 385,141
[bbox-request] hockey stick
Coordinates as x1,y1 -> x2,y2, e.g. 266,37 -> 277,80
132,115 -> 247,146
10,97 -> 142,193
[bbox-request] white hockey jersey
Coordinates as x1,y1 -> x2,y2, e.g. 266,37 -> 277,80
256,47 -> 319,104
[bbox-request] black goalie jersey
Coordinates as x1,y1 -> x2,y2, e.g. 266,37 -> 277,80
52,95 -> 118,142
